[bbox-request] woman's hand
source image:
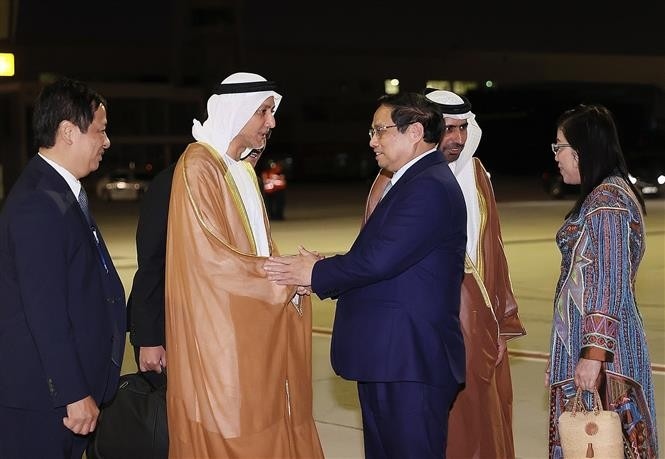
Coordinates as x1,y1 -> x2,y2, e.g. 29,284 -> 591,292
574,358 -> 602,391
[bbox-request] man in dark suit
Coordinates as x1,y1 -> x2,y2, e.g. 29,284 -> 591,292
264,92 -> 467,458
0,77 -> 126,459
127,162 -> 175,384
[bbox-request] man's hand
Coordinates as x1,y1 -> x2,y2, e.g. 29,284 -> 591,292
574,357 -> 602,391
296,286 -> 312,296
495,336 -> 507,367
264,246 -> 319,286
63,396 -> 99,435
139,345 -> 166,373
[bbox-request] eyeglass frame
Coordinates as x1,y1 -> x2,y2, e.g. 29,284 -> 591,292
369,122 -> 416,139
369,124 -> 399,139
551,143 -> 572,155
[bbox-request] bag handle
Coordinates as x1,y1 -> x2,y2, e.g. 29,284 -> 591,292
137,368 -> 167,391
570,387 -> 603,416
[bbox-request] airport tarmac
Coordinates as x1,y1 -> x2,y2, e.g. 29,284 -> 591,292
94,177 -> 664,458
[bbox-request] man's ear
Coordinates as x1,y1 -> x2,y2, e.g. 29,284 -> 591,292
58,120 -> 76,145
407,122 -> 425,141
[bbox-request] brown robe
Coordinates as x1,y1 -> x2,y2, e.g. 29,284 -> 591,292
165,142 -> 323,458
365,158 -> 526,458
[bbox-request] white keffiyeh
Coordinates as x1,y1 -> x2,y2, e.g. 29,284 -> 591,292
192,72 -> 282,256
426,90 -> 483,264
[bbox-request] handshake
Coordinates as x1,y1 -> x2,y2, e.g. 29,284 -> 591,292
263,246 -> 324,295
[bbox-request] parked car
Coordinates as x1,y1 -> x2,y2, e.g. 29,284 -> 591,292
627,149 -> 665,198
542,149 -> 665,199
541,169 -> 579,199
96,169 -> 152,201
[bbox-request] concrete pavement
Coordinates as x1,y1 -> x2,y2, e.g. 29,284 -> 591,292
97,177 -> 664,458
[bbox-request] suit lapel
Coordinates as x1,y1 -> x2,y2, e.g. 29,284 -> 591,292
32,156 -> 92,227
375,150 -> 443,207
362,151 -> 443,233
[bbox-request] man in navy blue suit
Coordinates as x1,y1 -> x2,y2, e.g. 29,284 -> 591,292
264,92 -> 467,458
0,78 -> 126,458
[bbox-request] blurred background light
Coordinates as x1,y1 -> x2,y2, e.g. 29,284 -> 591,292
384,78 -> 400,94
0,52 -> 14,76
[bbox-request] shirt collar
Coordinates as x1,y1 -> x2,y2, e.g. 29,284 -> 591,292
390,147 -> 437,187
38,153 -> 82,198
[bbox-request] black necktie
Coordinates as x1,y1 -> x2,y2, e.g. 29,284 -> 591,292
78,186 -> 91,223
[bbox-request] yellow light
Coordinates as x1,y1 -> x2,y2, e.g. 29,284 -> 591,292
384,79 -> 400,95
425,80 -> 451,91
0,53 -> 15,77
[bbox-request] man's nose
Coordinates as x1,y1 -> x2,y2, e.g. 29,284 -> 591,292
266,112 -> 276,128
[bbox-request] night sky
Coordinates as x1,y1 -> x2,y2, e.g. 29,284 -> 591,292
14,0 -> 665,57
7,0 -> 665,179
246,1 -> 665,56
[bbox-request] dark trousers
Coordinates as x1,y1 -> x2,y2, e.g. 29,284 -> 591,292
357,380 -> 459,459
0,404 -> 89,459
264,190 -> 286,220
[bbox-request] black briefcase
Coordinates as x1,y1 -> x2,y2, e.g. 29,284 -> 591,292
87,372 -> 168,459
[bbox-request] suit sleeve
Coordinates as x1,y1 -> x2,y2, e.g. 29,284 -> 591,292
10,193 -> 89,407
313,177 -> 463,299
129,165 -> 174,347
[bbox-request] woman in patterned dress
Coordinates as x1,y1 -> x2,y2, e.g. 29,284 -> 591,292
546,104 -> 658,458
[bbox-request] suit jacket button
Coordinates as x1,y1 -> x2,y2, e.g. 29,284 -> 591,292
47,378 -> 56,396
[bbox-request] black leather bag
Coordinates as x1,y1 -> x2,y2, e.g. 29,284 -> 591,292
87,372 -> 168,459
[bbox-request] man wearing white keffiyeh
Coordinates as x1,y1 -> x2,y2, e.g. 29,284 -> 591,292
165,72 -> 323,458
426,89 -> 526,458
191,72 -> 282,256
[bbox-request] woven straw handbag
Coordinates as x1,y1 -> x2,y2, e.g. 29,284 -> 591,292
558,387 -> 623,458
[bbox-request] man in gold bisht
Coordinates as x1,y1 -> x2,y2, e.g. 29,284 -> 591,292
165,72 -> 323,458
364,90 -> 527,458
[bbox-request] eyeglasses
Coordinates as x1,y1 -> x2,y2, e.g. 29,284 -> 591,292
369,122 -> 418,139
369,124 -> 398,139
551,143 -> 572,155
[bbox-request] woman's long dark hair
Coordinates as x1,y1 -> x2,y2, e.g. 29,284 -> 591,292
557,104 -> 646,218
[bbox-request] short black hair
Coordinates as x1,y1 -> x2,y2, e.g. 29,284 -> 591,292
377,93 -> 442,144
32,77 -> 107,149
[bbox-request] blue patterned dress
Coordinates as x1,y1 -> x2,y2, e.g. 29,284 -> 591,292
547,176 -> 658,458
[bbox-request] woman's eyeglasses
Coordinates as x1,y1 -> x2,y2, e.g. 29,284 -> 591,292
551,143 -> 572,155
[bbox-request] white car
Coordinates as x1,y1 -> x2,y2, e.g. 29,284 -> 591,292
96,170 -> 151,201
